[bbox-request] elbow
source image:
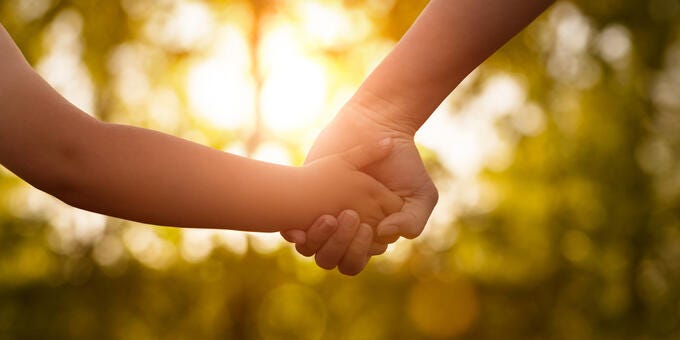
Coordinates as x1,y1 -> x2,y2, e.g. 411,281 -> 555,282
29,121 -> 102,206
29,147 -> 85,205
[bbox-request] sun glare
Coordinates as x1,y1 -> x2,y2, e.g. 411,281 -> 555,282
146,0 -> 214,51
300,2 -> 346,45
260,23 -> 328,133
186,20 -> 328,134
37,9 -> 96,115
187,26 -> 256,130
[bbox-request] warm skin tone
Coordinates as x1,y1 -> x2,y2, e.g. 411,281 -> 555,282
0,24 -> 402,232
287,0 -> 556,275
0,0 -> 556,276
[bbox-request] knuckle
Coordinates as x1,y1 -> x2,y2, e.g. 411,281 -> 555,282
333,233 -> 353,245
344,244 -> 365,261
430,184 -> 440,205
333,227 -> 358,245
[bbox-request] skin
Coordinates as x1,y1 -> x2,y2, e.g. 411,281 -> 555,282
284,0 -> 556,274
0,23 -> 403,232
282,210 -> 373,276
0,0 -> 555,275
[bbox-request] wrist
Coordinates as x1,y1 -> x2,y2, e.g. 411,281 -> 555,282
340,88 -> 425,138
275,165 -> 327,231
335,101 -> 416,145
339,84 -> 439,138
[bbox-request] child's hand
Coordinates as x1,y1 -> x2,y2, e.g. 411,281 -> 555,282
281,210 -> 378,276
299,138 -> 403,227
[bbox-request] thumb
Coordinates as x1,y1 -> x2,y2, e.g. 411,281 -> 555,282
375,185 -> 438,240
340,138 -> 393,169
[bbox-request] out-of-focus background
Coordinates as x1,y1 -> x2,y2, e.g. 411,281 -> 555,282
1,0 -> 679,338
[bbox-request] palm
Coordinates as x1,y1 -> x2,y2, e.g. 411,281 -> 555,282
305,112 -> 437,240
279,110 -> 438,274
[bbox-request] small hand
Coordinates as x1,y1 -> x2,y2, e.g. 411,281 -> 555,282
300,138 -> 403,227
282,210 -> 376,276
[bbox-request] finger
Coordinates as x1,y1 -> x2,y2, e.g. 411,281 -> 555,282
295,215 -> 338,257
374,232 -> 400,244
379,188 -> 405,216
315,210 -> 360,270
368,242 -> 389,256
340,138 -> 392,169
376,184 -> 438,239
338,223 -> 373,276
282,214 -> 334,246
281,230 -> 306,244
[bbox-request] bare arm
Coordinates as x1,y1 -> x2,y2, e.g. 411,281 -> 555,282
346,0 -> 555,135
0,24 -> 401,232
286,0 -> 555,272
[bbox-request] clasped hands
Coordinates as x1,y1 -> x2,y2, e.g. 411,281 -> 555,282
280,105 -> 439,275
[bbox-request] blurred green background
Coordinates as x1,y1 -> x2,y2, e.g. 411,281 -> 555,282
1,0 -> 680,339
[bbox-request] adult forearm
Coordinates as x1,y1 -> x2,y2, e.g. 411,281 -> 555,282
346,0 -> 554,135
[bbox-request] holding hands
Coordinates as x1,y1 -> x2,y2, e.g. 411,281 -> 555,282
298,137 -> 403,229
279,0 -> 554,274
282,105 -> 438,275
0,0 -> 555,276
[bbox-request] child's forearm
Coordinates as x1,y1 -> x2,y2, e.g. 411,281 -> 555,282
2,73 -> 308,230
346,0 -> 555,135
3,81 -> 312,230
3,80 -> 311,231
63,121 -> 398,230
67,122 -> 313,231
1,24 -> 400,232
0,24 -> 311,231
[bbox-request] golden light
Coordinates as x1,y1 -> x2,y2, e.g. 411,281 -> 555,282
187,25 -> 256,130
36,9 -> 96,115
297,1 -> 370,47
418,74 -> 527,179
259,22 -> 328,133
180,228 -> 216,263
258,284 -> 327,340
162,0 -> 526,260
123,224 -> 176,270
407,277 -> 480,338
252,143 -> 293,166
145,0 -> 214,51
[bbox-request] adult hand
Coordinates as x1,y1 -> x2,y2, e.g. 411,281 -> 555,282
281,104 -> 438,272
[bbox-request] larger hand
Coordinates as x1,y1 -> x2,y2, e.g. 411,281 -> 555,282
309,110 -> 438,241
282,105 -> 438,271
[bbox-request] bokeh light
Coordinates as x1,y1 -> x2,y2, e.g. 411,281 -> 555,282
1,0 -> 679,338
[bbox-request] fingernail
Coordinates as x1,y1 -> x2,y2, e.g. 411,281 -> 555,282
379,137 -> 392,147
377,225 -> 398,237
320,215 -> 337,228
339,210 -> 359,225
320,219 -> 337,234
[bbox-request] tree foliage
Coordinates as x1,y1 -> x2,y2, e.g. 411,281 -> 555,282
1,0 -> 679,339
